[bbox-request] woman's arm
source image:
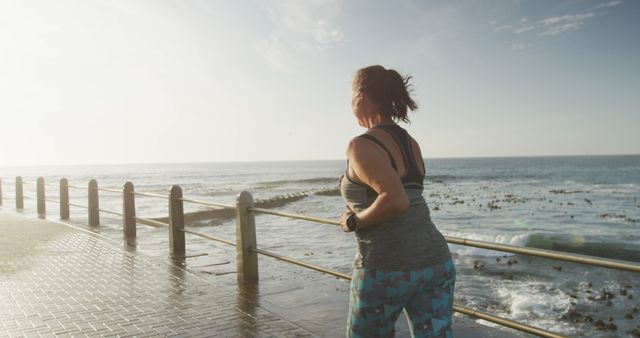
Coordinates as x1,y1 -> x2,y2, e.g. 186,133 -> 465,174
340,137 -> 409,231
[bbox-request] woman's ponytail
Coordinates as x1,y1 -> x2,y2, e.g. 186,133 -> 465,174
353,65 -> 418,123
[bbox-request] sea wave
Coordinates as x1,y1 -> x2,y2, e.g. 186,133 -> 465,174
526,233 -> 640,262
444,231 -> 640,262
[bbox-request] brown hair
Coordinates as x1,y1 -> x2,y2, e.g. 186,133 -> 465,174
353,65 -> 418,123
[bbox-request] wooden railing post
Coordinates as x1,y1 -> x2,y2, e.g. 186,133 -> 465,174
60,178 -> 69,220
37,177 -> 45,217
88,179 -> 99,226
169,185 -> 185,257
123,181 -> 136,246
15,176 -> 23,209
236,191 -> 258,281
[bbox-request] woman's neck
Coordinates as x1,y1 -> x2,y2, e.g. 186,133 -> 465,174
360,114 -> 394,129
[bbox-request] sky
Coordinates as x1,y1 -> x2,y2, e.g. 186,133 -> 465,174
0,0 -> 638,166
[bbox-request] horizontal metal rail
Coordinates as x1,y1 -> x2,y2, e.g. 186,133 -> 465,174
68,202 -> 88,209
21,180 -> 35,185
180,197 -> 234,209
44,183 -> 58,187
99,208 -> 123,217
446,235 -> 640,273
135,216 -> 168,228
97,187 -> 123,194
453,305 -> 565,338
133,191 -> 169,199
249,207 -> 341,225
246,207 -> 640,274
67,184 -> 87,190
45,199 -> 59,204
181,228 -> 235,246
251,247 -> 350,279
251,247 -> 564,337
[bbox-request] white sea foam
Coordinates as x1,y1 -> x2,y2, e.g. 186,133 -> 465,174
496,282 -> 576,335
443,231 -> 531,257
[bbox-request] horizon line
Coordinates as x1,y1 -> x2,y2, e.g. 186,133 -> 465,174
1,153 -> 639,168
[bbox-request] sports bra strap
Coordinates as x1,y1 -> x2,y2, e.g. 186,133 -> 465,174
358,134 -> 398,170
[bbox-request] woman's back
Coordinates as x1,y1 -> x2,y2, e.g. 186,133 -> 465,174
341,124 -> 451,270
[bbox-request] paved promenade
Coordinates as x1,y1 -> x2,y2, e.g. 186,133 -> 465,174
0,209 -> 522,337
0,210 -> 312,337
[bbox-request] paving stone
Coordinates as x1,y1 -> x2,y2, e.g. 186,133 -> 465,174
0,211 -> 314,337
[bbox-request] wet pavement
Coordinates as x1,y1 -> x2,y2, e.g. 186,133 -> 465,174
0,210 -> 312,337
0,209 -> 523,337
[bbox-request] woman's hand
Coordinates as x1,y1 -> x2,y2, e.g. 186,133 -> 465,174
339,205 -> 354,232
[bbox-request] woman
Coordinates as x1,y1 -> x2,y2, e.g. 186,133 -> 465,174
339,65 -> 455,338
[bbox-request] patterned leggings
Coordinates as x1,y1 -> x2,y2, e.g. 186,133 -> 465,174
347,259 -> 455,338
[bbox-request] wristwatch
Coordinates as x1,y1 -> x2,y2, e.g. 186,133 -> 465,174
346,213 -> 358,232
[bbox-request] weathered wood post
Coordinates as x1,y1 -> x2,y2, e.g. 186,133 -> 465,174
15,176 -> 24,209
236,191 -> 258,281
37,177 -> 45,217
123,181 -> 136,246
169,185 -> 185,258
60,178 -> 70,220
0,176 -> 3,207
88,179 -> 99,226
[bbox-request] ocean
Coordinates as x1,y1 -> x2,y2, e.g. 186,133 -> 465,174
1,155 -> 639,337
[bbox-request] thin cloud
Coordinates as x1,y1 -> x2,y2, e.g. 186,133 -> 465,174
539,13 -> 595,36
514,26 -> 534,34
256,0 -> 344,71
492,0 -> 623,41
588,0 -> 623,11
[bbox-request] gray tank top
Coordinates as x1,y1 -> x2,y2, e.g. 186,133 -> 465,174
340,125 -> 451,270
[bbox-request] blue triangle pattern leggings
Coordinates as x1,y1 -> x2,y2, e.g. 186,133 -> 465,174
347,259 -> 455,338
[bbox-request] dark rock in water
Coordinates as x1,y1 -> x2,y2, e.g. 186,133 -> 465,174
587,282 -> 593,288
633,305 -> 639,313
497,272 -> 514,280
584,314 -> 594,322
599,212 -> 629,220
629,294 -> 634,300
621,289 -> 628,296
473,260 -> 485,270
496,257 -> 501,263
631,328 -> 640,338
593,319 -> 618,331
626,313 -> 635,320
562,309 -> 583,323
600,290 -> 615,300
553,265 -> 562,271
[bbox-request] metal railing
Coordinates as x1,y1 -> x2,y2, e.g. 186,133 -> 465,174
2,175 -> 640,338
